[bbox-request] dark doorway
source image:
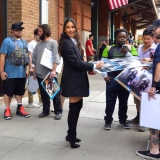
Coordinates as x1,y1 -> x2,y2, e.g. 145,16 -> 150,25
0,0 -> 6,96
91,0 -> 98,50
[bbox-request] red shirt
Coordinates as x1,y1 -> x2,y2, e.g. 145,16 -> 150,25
86,39 -> 94,56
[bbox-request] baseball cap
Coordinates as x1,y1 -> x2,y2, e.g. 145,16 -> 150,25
147,19 -> 160,31
11,22 -> 25,30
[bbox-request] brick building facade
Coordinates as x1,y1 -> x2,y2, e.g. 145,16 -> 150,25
0,0 -> 158,96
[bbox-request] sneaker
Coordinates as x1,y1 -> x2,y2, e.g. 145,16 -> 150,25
136,150 -> 160,160
104,121 -> 111,130
38,102 -> 43,107
16,106 -> 30,118
28,103 -> 40,108
55,113 -> 62,120
4,107 -> 11,120
127,116 -> 139,124
119,122 -> 130,129
139,126 -> 148,132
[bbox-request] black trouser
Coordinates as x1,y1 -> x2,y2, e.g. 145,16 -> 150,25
37,76 -> 62,115
104,79 -> 129,123
67,99 -> 82,141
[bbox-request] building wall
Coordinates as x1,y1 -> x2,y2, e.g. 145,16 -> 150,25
6,0 -> 58,42
58,0 -> 64,39
98,0 -> 110,42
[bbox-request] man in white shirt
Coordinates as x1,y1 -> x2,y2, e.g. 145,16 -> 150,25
27,29 -> 42,108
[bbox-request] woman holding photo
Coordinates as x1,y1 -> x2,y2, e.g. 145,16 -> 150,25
58,18 -> 103,149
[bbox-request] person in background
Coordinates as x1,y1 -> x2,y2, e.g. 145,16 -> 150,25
136,19 -> 160,160
102,28 -> 138,130
86,34 -> 96,75
58,18 -> 103,149
127,29 -> 157,132
32,24 -> 62,120
27,28 -> 42,108
98,40 -> 108,60
0,22 -> 30,120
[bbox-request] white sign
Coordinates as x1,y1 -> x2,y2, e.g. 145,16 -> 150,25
140,92 -> 160,130
40,48 -> 53,70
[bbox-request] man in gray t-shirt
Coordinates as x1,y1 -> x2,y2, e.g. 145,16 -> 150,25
32,24 -> 62,120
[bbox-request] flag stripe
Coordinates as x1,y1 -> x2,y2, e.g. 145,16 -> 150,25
108,0 -> 128,10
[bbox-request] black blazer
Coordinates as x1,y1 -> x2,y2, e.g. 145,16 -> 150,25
61,37 -> 93,97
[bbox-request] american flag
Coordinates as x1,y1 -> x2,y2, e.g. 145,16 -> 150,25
108,0 -> 128,10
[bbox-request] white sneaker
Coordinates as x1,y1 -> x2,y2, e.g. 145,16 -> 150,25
38,102 -> 43,107
28,103 -> 40,108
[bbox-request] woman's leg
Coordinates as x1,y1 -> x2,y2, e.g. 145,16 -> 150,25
66,97 -> 82,148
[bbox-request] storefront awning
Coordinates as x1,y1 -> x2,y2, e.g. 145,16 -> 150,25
111,0 -> 159,29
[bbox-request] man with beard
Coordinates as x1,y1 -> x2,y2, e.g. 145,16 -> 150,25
32,24 -> 62,120
0,22 -> 30,120
101,28 -> 138,130
136,19 -> 160,160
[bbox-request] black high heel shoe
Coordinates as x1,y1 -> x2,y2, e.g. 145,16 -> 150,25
66,135 -> 81,143
65,136 -> 80,148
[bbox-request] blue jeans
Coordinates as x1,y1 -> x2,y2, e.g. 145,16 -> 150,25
104,79 -> 129,123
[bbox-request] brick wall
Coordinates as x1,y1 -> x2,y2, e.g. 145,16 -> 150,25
58,0 -> 64,39
7,0 -> 22,37
48,0 -> 58,40
21,0 -> 40,42
6,0 -> 58,42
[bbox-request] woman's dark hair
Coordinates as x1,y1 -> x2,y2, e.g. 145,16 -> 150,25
143,29 -> 153,37
38,24 -> 51,37
58,18 -> 84,55
113,28 -> 128,44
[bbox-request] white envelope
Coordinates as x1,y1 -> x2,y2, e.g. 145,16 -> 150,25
40,48 -> 53,70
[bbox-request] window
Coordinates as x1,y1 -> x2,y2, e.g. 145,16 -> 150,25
64,0 -> 71,21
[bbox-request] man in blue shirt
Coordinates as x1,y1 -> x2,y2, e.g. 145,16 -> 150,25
0,22 -> 30,120
136,19 -> 160,160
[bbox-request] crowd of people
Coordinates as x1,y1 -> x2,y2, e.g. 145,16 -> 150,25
0,18 -> 160,159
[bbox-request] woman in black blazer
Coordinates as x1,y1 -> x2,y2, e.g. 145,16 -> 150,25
58,18 -> 103,149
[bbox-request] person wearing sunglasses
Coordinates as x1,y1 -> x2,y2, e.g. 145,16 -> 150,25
0,22 -> 30,120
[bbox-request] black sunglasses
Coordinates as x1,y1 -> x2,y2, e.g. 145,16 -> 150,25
13,29 -> 23,32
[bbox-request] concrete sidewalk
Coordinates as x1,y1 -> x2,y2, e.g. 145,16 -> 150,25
0,74 -> 148,160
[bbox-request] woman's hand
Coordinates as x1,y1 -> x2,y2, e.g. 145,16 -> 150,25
95,61 -> 104,68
